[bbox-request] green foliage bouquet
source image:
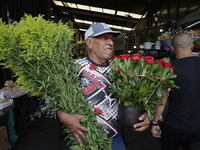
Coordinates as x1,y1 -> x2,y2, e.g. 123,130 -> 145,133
109,54 -> 179,120
0,14 -> 112,150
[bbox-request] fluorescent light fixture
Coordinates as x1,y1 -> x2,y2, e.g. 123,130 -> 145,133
179,7 -> 187,12
129,13 -> 142,19
53,1 -> 64,7
79,29 -> 87,31
122,27 -> 132,31
157,11 -> 161,15
187,21 -> 200,28
162,10 -> 167,15
117,11 -> 129,17
142,11 -> 148,18
112,25 -> 122,29
107,24 -> 113,28
189,6 -> 199,11
77,4 -> 90,10
83,20 -> 93,24
74,19 -> 83,23
103,8 -> 115,15
90,6 -> 102,13
67,2 -> 77,8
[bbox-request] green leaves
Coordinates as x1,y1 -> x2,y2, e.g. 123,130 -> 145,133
0,15 -> 112,150
109,57 -> 179,120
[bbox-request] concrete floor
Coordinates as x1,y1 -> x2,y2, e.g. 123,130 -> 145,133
13,115 -> 161,150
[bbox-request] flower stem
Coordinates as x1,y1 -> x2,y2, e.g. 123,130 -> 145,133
145,80 -> 161,104
136,76 -> 143,90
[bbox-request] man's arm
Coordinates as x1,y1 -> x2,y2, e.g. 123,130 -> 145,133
56,110 -> 88,146
151,95 -> 168,138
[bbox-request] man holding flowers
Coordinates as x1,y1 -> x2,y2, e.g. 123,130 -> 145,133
57,23 -> 150,150
151,33 -> 200,150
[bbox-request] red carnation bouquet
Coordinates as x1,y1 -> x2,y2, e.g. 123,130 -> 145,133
109,54 -> 179,120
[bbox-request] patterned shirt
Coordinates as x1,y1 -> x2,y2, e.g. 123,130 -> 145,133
75,56 -> 119,139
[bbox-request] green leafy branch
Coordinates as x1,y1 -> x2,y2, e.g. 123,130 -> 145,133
0,14 -> 112,150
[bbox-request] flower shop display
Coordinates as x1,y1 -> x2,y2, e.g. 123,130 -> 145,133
0,15 -> 112,150
184,29 -> 200,42
158,31 -> 172,47
109,54 -> 179,124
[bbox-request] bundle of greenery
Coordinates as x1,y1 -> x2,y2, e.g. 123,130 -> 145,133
0,14 -> 112,150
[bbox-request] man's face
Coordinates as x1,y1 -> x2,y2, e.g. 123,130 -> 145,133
86,33 -> 114,65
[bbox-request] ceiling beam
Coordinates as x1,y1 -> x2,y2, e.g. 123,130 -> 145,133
56,6 -> 140,24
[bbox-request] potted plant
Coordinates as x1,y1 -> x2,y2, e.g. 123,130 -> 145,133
109,54 -> 179,127
141,28 -> 160,49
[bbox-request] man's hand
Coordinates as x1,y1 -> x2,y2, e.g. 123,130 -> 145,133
133,112 -> 150,131
151,125 -> 161,138
57,110 -> 88,146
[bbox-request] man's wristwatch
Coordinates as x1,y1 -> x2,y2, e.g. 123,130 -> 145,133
151,122 -> 159,126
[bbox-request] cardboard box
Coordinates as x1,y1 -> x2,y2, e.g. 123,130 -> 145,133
0,126 -> 11,150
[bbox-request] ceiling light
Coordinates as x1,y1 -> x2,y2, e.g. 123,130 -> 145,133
117,11 -> 129,17
74,19 -> 83,23
90,6 -> 102,13
179,7 -> 187,12
189,6 -> 199,11
103,8 -> 115,15
112,25 -> 122,29
129,13 -> 142,19
79,29 -> 87,31
122,27 -> 132,31
142,11 -> 148,18
53,1 -> 64,7
77,4 -> 90,10
83,20 -> 93,24
187,21 -> 200,28
67,2 -> 77,8
107,24 -> 113,28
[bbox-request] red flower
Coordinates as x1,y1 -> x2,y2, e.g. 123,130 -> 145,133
113,55 -> 120,59
130,54 -> 142,61
158,60 -> 166,67
144,56 -> 154,63
194,45 -> 199,49
119,54 -> 130,60
164,62 -> 172,68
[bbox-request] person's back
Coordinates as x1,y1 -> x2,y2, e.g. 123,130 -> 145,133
165,56 -> 200,131
151,33 -> 200,150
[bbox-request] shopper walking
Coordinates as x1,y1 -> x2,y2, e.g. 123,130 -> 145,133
151,33 -> 200,150
57,22 -> 150,149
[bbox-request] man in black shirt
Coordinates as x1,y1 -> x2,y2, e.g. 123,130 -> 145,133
151,33 -> 200,150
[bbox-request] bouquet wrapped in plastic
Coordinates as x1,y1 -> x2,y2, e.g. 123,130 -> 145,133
158,32 -> 172,47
